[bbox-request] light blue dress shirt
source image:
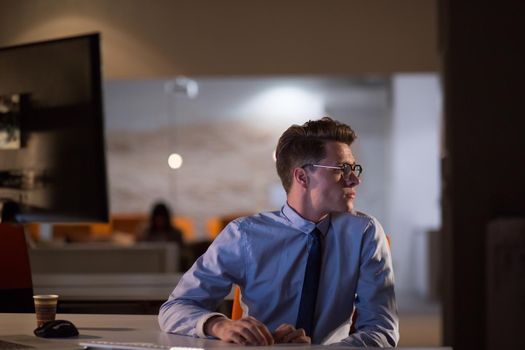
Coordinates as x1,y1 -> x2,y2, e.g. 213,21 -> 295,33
159,203 -> 399,347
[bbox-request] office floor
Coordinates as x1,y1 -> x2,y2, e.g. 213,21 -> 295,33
397,293 -> 442,347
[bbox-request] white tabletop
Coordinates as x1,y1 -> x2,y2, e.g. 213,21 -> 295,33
0,313 -> 452,350
0,313 -> 229,349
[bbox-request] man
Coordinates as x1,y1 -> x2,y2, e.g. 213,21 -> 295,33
159,117 -> 398,347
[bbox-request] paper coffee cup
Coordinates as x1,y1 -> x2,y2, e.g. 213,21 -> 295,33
33,294 -> 59,327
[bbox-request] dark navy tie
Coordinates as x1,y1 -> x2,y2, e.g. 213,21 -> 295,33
296,227 -> 322,337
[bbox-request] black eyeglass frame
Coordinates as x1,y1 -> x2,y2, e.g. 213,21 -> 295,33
302,163 -> 363,178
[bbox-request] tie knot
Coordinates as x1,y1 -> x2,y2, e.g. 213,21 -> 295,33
310,227 -> 321,240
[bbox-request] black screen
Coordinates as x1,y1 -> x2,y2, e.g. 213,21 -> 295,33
0,33 -> 108,222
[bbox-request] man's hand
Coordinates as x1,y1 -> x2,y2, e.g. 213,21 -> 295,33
273,323 -> 311,344
204,315 -> 274,346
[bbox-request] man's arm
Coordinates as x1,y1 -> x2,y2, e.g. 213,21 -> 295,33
158,221 -> 245,337
158,220 -> 274,345
337,218 -> 399,347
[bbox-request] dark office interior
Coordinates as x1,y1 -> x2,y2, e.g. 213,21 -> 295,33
1,1 -> 524,350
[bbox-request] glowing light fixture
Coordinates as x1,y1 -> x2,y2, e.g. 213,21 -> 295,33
168,153 -> 183,169
237,85 -> 324,123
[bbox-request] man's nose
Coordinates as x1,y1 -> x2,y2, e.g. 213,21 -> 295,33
345,172 -> 361,187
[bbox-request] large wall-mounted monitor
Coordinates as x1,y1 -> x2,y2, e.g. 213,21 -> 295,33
0,33 -> 108,222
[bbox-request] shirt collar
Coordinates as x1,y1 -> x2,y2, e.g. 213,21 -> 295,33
281,202 -> 330,237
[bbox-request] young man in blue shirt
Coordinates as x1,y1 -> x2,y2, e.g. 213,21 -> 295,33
159,117 -> 398,347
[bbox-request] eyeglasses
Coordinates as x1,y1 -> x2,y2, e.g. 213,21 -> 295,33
303,163 -> 363,178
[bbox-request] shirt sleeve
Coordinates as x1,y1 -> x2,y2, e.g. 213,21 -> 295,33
158,220 -> 245,337
336,217 -> 399,347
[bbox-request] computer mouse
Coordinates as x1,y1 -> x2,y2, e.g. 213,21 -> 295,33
34,319 -> 79,338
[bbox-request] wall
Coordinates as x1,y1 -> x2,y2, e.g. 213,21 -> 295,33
104,77 -> 392,237
0,0 -> 438,78
389,74 -> 442,295
0,0 -> 444,302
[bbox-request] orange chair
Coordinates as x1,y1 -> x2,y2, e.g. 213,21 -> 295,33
172,216 -> 194,241
111,214 -> 147,235
0,224 -> 34,312
206,217 -> 222,240
231,286 -> 243,320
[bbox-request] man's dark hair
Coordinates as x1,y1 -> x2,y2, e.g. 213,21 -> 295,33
275,117 -> 357,193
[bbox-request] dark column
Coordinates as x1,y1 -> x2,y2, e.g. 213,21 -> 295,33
440,1 -> 525,349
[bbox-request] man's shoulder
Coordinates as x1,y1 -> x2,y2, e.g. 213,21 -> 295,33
331,211 -> 387,246
332,210 -> 375,224
226,210 -> 285,229
330,210 -> 384,233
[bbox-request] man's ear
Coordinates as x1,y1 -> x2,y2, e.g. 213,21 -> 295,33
293,167 -> 309,189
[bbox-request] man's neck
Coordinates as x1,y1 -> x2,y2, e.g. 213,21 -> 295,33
287,198 -> 328,223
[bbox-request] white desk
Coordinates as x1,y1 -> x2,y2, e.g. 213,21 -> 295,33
0,313 -> 229,349
0,313 -> 452,350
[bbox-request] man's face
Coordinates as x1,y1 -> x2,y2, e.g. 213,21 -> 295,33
305,141 -> 361,214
